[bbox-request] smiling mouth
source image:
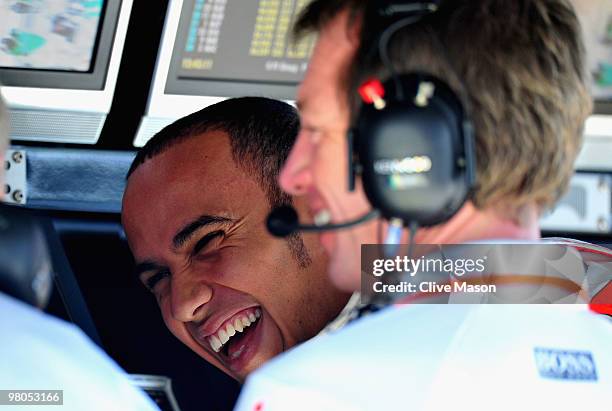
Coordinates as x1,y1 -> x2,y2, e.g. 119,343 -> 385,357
207,308 -> 261,360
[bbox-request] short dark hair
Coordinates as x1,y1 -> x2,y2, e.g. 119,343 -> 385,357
128,97 -> 311,266
129,97 -> 298,206
295,0 -> 592,218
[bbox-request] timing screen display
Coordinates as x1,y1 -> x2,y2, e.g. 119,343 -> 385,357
575,0 -> 612,101
0,0 -> 103,72
174,0 -> 314,85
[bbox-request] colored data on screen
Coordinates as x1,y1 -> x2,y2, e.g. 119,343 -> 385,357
0,0 -> 103,72
174,0 -> 315,85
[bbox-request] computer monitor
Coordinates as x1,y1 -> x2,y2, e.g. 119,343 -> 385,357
574,0 -> 612,171
135,0 -> 314,147
0,0 -> 133,144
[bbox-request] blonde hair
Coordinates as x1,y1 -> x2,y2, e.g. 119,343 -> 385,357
359,1 -> 592,218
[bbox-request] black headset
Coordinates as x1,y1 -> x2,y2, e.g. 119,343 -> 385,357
349,0 -> 476,227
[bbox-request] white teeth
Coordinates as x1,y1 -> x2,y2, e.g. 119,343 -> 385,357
208,310 -> 262,354
314,209 -> 331,226
219,329 -> 229,345
209,335 -> 222,353
234,318 -> 243,332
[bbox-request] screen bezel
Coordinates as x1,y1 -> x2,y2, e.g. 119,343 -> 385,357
595,101 -> 612,115
0,0 -> 122,91
164,74 -> 300,101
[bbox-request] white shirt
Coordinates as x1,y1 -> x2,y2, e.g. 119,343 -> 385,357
236,304 -> 612,410
236,239 -> 612,410
0,293 -> 159,411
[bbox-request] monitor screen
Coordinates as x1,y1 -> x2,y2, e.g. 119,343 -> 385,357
165,0 -> 314,97
575,0 -> 612,110
0,0 -> 104,72
0,0 -> 131,145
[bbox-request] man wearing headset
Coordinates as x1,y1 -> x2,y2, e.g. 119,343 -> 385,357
235,1 -> 612,409
0,94 -> 160,410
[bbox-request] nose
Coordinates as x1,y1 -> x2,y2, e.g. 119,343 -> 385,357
169,270 -> 213,323
279,129 -> 314,196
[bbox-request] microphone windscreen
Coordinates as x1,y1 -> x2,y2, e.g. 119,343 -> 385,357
266,205 -> 299,237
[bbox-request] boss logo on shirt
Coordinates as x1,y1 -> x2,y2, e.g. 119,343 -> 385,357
534,348 -> 598,381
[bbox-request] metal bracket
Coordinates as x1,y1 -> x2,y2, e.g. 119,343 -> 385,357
3,149 -> 27,205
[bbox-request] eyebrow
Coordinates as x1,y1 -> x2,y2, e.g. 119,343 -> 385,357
172,214 -> 233,251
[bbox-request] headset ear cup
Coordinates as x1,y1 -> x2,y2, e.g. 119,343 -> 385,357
356,74 -> 474,226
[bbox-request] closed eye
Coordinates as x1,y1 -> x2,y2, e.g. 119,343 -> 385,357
144,269 -> 170,292
192,230 -> 225,257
